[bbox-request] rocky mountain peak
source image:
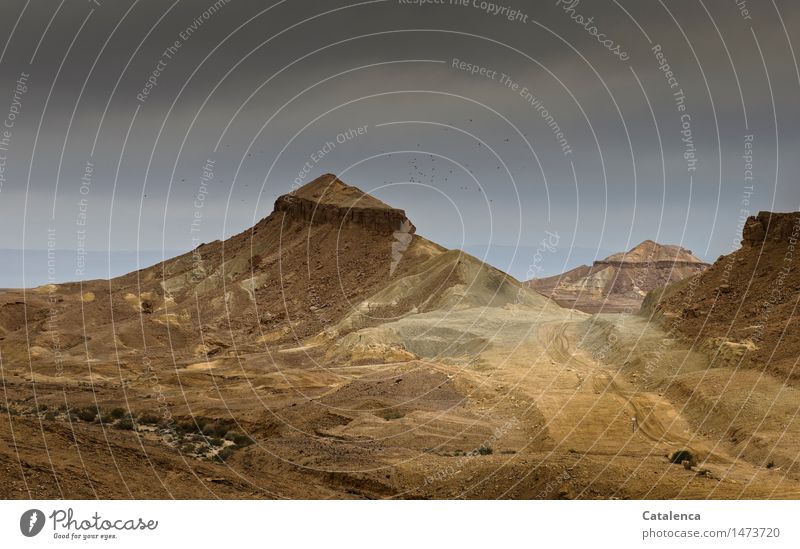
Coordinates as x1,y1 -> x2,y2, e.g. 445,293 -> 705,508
602,240 -> 705,265
274,174 -> 415,234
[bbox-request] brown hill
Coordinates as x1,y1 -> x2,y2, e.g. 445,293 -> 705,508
0,173 -> 538,368
0,173 -> 569,499
529,240 -> 708,313
643,211 -> 800,380
0,174 -> 443,366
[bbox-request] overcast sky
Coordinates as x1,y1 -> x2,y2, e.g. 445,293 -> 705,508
1,0 -> 799,286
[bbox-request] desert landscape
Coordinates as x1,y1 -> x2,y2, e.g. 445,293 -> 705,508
1,173 -> 798,499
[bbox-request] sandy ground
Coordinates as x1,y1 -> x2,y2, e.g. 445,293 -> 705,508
3,301 -> 798,499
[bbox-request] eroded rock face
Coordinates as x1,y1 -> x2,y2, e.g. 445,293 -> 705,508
274,174 -> 416,234
274,193 -> 414,234
742,211 -> 800,246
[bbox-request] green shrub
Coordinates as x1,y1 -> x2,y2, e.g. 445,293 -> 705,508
670,449 -> 695,466
75,407 -> 98,422
109,407 -> 126,420
114,419 -> 134,431
202,423 -> 228,438
478,446 -> 493,456
381,410 -> 405,421
138,413 -> 162,425
226,432 -> 254,447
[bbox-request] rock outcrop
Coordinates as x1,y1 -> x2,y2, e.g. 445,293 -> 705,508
742,210 -> 800,246
274,174 -> 415,234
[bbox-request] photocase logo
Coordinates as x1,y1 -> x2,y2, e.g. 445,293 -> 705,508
20,509 -> 45,537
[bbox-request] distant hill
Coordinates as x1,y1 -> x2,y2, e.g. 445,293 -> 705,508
528,240 -> 709,313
